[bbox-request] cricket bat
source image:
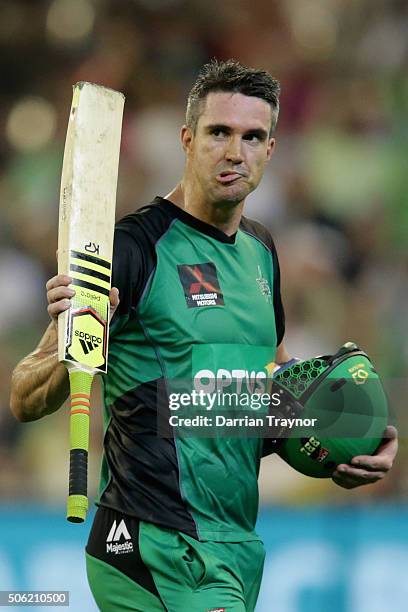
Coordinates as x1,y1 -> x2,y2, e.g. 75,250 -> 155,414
58,82 -> 124,523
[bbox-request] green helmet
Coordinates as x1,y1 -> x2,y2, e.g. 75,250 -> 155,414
272,342 -> 388,478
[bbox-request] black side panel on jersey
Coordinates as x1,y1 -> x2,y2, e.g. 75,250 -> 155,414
100,200 -> 198,536
100,380 -> 198,537
110,201 -> 176,326
239,215 -> 285,345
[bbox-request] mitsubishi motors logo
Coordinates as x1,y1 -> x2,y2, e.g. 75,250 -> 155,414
178,262 -> 224,308
106,519 -> 133,555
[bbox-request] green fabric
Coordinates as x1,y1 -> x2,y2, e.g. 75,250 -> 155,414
175,343 -> 275,541
139,521 -> 265,612
86,521 -> 265,611
86,553 -> 165,612
100,217 -> 278,539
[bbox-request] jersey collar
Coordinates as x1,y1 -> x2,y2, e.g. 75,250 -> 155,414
155,197 -> 237,244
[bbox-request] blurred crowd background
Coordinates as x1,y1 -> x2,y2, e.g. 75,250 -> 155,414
0,0 -> 407,507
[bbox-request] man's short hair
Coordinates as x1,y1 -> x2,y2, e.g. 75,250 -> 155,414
186,59 -> 281,135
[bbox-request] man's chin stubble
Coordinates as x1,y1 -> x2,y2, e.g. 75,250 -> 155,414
215,184 -> 251,206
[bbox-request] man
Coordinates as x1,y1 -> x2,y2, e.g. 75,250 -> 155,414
10,60 -> 397,611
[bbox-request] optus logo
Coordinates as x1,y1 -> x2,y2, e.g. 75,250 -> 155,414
194,368 -> 269,394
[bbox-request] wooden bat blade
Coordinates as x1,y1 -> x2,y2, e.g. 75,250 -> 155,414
58,82 -> 124,374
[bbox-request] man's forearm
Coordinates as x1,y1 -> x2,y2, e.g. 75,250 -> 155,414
275,341 -> 292,365
10,322 -> 70,422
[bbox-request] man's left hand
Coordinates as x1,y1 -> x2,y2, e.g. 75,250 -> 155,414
332,426 -> 398,489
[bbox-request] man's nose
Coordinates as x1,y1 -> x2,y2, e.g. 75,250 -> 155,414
225,137 -> 244,163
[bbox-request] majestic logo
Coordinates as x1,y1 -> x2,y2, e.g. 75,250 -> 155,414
207,608 -> 226,612
256,265 -> 272,304
106,519 -> 133,555
178,263 -> 224,308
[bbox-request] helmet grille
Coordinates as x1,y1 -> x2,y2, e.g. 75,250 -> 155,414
275,358 -> 327,399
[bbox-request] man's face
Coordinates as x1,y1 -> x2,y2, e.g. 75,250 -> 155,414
182,91 -> 275,206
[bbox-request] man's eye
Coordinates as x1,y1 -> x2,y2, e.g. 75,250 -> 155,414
244,134 -> 260,142
212,129 -> 226,137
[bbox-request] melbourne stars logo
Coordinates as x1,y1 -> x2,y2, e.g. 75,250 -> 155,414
178,262 -> 224,308
256,265 -> 272,303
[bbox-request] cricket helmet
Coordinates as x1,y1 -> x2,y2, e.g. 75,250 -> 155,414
273,342 -> 388,478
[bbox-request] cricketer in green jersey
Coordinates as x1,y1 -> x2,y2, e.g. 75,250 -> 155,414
10,60 -> 398,611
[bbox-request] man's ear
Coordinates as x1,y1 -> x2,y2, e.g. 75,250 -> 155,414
266,138 -> 276,161
181,125 -> 193,153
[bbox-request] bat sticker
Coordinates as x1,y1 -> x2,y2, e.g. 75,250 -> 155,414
65,307 -> 107,370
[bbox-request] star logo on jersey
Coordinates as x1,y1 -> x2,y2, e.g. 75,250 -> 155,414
256,265 -> 272,304
178,262 -> 224,308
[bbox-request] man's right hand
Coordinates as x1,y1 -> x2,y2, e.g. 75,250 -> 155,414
46,274 -> 76,325
10,278 -> 120,422
46,274 -> 120,326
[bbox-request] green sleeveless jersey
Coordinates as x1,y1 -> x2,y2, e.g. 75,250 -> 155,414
98,197 -> 285,542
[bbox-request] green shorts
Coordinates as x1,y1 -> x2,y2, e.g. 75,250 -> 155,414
86,507 -> 265,611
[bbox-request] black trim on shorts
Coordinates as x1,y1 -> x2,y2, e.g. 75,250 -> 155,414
86,506 -> 163,602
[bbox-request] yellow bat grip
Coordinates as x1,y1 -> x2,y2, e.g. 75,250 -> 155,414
66,369 -> 94,523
